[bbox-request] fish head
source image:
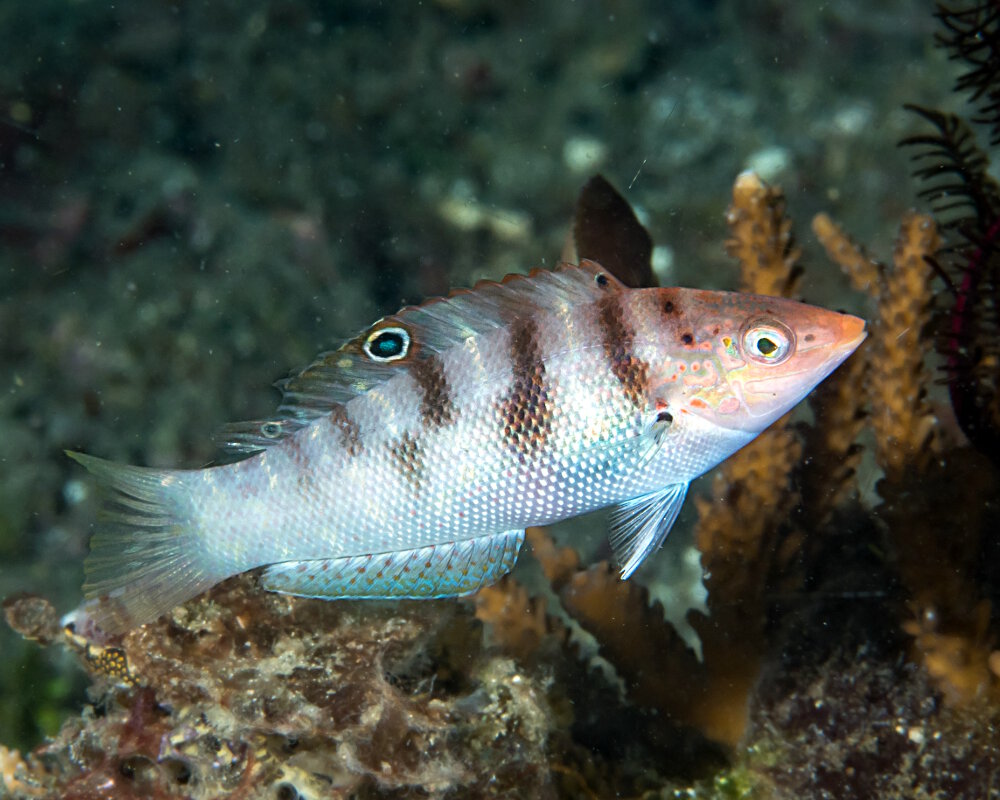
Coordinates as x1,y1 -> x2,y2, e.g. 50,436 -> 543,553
645,288 -> 867,434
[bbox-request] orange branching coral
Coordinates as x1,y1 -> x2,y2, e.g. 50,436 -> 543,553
688,424 -> 803,747
524,523 -> 753,749
525,528 -> 741,747
693,426 -> 802,599
725,170 -> 802,298
798,349 -> 869,521
814,210 -> 941,480
812,212 -> 882,296
557,564 -> 714,733
881,447 -> 1000,705
813,208 -> 1000,706
802,213 -> 876,516
665,173 -> 812,746
903,599 -> 997,707
702,174 -> 806,593
474,576 -> 571,664
526,526 -> 581,591
873,212 -> 941,478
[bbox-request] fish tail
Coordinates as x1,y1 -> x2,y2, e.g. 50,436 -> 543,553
67,451 -> 220,634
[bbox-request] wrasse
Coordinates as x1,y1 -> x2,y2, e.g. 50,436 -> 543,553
67,256 -> 865,635
69,173 -> 865,635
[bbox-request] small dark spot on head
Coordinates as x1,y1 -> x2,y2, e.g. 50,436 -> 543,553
663,300 -> 675,314
713,326 -> 720,335
681,333 -> 694,345
804,333 -> 815,343
595,272 -> 609,287
657,411 -> 673,424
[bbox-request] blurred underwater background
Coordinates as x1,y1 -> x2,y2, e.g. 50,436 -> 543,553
2,0 -> 1000,797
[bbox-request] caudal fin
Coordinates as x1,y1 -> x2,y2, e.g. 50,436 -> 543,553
67,451 -> 219,634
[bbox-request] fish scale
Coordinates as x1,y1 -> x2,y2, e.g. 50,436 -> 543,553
207,310 -> 643,563
68,259 -> 865,633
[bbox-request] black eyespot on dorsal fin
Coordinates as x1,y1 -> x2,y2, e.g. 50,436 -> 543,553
215,262 -> 621,455
363,326 -> 410,362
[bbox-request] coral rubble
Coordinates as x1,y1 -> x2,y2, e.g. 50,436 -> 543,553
5,582 -> 560,799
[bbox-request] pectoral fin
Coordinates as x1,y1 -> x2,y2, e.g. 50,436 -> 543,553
636,410 -> 674,471
608,482 -> 689,579
261,529 -> 525,599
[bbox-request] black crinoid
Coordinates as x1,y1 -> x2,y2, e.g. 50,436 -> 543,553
901,2 -> 1000,466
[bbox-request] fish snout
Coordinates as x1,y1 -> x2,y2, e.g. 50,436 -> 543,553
836,312 -> 867,354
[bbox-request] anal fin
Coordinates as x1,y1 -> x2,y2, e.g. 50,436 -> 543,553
261,530 -> 525,599
609,482 -> 689,579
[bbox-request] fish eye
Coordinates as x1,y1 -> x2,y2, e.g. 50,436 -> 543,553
741,318 -> 794,365
363,326 -> 410,362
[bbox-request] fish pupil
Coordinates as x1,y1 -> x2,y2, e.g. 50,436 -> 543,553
756,337 -> 777,355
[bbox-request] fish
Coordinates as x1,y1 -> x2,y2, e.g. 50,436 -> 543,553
66,253 -> 866,635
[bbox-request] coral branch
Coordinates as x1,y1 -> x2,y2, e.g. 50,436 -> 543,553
872,212 -> 941,480
526,526 -> 580,592
555,562 -> 734,742
474,576 -> 571,664
815,206 -> 999,705
725,171 -> 803,297
812,212 -> 882,297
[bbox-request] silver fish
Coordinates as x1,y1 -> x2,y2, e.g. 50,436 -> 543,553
68,259 -> 865,633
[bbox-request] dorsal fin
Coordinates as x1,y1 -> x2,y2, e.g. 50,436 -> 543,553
217,260 -> 625,454
571,175 -> 657,289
